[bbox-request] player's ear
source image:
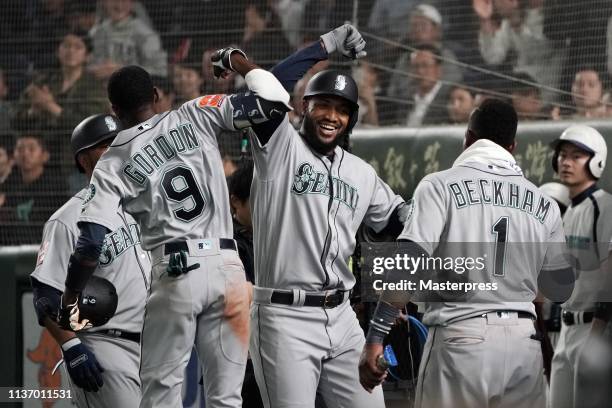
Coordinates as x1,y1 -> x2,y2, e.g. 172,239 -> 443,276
508,140 -> 517,154
153,87 -> 160,105
111,104 -> 125,121
463,129 -> 477,150
229,194 -> 239,212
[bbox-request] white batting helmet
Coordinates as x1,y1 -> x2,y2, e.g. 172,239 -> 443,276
551,124 -> 607,179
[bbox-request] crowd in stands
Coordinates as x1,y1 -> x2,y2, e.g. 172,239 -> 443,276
1,0 -> 612,244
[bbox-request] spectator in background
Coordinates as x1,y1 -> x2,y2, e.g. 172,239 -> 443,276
289,74 -> 312,129
447,84 -> 476,124
0,68 -> 13,137
242,0 -> 293,70
475,0 -> 564,104
27,0 -> 70,69
65,0 -> 97,32
387,4 -> 463,105
510,71 -> 547,121
151,75 -> 175,113
354,62 -> 380,127
0,144 -> 13,185
15,31 -> 107,131
544,0 -> 612,104
172,54 -> 204,107
300,0 -> 354,44
89,0 -> 167,79
568,66 -> 610,119
0,140 -> 14,208
391,44 -> 450,126
227,160 -> 264,408
228,161 -> 255,283
367,0 -> 419,44
0,132 -> 66,244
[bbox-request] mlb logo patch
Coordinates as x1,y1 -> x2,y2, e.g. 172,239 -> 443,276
198,240 -> 212,250
36,241 -> 49,266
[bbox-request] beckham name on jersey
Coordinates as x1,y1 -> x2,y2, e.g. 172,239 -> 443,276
448,178 -> 552,224
122,122 -> 200,185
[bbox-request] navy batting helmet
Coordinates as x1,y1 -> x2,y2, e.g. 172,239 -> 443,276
79,276 -> 118,327
303,70 -> 359,133
71,114 -> 122,172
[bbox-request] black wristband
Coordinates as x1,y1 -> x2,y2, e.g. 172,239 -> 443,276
65,253 -> 98,293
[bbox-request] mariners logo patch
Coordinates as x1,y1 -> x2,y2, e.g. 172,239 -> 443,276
334,75 -> 347,91
198,94 -> 225,109
83,184 -> 96,204
105,116 -> 117,131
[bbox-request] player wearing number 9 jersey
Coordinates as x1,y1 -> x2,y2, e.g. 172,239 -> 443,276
58,55 -> 293,408
360,99 -> 575,408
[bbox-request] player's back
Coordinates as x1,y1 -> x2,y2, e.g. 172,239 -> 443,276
91,97 -> 234,250
402,159 -> 565,325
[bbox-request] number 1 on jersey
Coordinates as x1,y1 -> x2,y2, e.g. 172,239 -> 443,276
491,217 -> 508,276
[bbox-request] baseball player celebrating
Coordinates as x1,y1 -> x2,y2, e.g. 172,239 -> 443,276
231,26 -> 407,407
56,57 -> 293,407
549,125 -> 612,408
360,99 -> 574,408
30,114 -> 150,407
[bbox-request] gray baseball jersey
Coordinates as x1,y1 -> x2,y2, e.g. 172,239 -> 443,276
561,187 -> 612,312
32,188 -> 150,332
403,139 -> 561,408
31,188 -> 150,408
249,116 -> 401,408
399,140 -> 567,326
75,95 -> 251,407
550,186 -> 612,408
80,95 -> 237,250
250,116 -> 404,291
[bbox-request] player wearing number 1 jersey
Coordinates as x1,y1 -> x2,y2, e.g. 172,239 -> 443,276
360,99 -> 575,408
57,53 -> 292,407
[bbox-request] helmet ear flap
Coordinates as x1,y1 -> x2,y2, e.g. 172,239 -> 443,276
552,149 -> 559,174
347,105 -> 359,134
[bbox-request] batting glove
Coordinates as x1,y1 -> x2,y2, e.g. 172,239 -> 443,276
61,338 -> 105,392
211,47 -> 248,79
167,250 -> 200,277
321,23 -> 367,59
57,295 -> 93,331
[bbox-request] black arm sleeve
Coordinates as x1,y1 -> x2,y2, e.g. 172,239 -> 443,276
31,277 -> 62,326
64,222 -> 109,293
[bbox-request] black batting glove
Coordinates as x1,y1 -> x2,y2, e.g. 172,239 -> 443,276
211,47 -> 248,79
62,338 -> 105,392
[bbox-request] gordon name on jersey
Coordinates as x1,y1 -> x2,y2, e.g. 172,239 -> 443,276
123,122 -> 200,185
447,177 -> 553,224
